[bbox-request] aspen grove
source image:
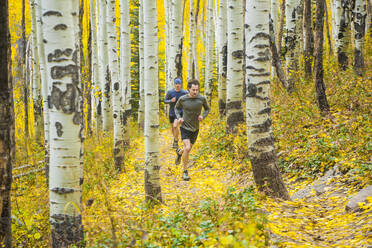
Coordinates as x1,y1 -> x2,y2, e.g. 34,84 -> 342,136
1,0 -> 371,246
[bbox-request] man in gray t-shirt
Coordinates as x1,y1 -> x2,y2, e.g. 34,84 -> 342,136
174,79 -> 210,181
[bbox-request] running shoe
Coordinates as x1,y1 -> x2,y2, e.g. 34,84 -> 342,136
182,170 -> 190,181
175,148 -> 182,165
172,139 -> 178,149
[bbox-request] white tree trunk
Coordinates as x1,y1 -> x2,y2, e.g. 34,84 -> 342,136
245,0 -> 290,200
90,0 -> 101,132
144,0 -> 162,203
218,0 -> 227,116
353,0 -> 366,75
271,0 -> 278,77
285,0 -> 300,91
98,0 -> 112,132
120,0 -> 131,146
188,0 -> 195,81
30,0 -> 43,144
164,0 -> 172,92
107,0 -> 124,170
40,0 -> 84,246
226,0 -> 244,133
335,0 -> 352,70
36,0 -> 50,179
170,0 -> 183,85
138,0 -> 145,130
193,0 -> 200,81
205,0 -> 214,105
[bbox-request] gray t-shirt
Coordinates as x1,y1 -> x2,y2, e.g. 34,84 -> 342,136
175,94 -> 210,132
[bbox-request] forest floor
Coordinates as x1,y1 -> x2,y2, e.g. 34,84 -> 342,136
10,54 -> 372,247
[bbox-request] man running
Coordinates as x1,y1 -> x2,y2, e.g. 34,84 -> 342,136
175,79 -> 210,181
164,77 -> 188,149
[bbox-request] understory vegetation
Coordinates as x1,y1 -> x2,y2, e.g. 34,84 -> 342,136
11,44 -> 371,247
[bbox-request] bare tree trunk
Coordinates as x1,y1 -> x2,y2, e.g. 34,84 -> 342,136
245,0 -> 290,200
303,0 -> 313,77
324,2 -> 333,56
218,0 -> 227,116
40,0 -> 84,245
22,0 -> 29,139
144,0 -> 162,204
353,0 -> 366,75
87,0 -> 93,136
314,0 -> 330,114
226,0 -> 244,133
336,0 -> 352,70
270,18 -> 287,87
278,0 -> 286,53
0,1 -> 14,245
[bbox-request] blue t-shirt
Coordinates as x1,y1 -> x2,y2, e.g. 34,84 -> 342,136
164,89 -> 188,117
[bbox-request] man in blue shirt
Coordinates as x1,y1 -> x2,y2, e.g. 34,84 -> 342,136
164,77 -> 188,149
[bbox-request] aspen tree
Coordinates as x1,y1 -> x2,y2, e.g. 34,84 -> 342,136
218,0 -> 227,116
40,0 -> 84,245
144,0 -> 162,203
353,0 -> 366,75
271,0 -> 279,77
303,0 -> 313,77
205,0 -> 214,105
138,0 -> 145,130
98,0 -> 113,132
36,0 -> 50,179
188,0 -> 196,81
90,0 -> 101,132
120,0 -> 131,146
226,0 -> 244,133
170,0 -> 183,88
335,0 -> 352,70
22,0 -> 30,140
245,0 -> 290,200
0,1 -> 13,245
30,0 -> 43,144
107,0 -> 124,170
285,0 -> 301,91
164,0 -> 172,91
314,0 -> 330,114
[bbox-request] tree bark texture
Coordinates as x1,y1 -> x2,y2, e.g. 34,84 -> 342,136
314,0 -> 330,114
91,0 -> 102,132
138,0 -> 145,130
22,0 -> 30,140
278,0 -> 286,54
336,0 -> 352,70
353,0 -> 366,75
205,0 -> 214,105
269,18 -> 287,87
40,0 -> 84,246
303,0 -> 313,77
0,0 -> 14,245
218,0 -> 227,116
98,0 -> 113,132
120,0 -> 131,147
245,0 -> 290,200
170,0 -> 183,85
36,0 -> 50,181
107,0 -> 124,171
285,0 -> 301,92
144,0 -> 162,203
324,2 -> 333,56
188,0 -> 196,81
226,0 -> 244,133
30,0 -> 44,144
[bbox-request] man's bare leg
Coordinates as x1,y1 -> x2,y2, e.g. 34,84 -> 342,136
172,120 -> 180,141
181,139 -> 193,171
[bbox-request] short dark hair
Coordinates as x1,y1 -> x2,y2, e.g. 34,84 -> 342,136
187,79 -> 200,89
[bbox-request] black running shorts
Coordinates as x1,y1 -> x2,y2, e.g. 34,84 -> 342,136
169,115 -> 176,123
180,127 -> 199,144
